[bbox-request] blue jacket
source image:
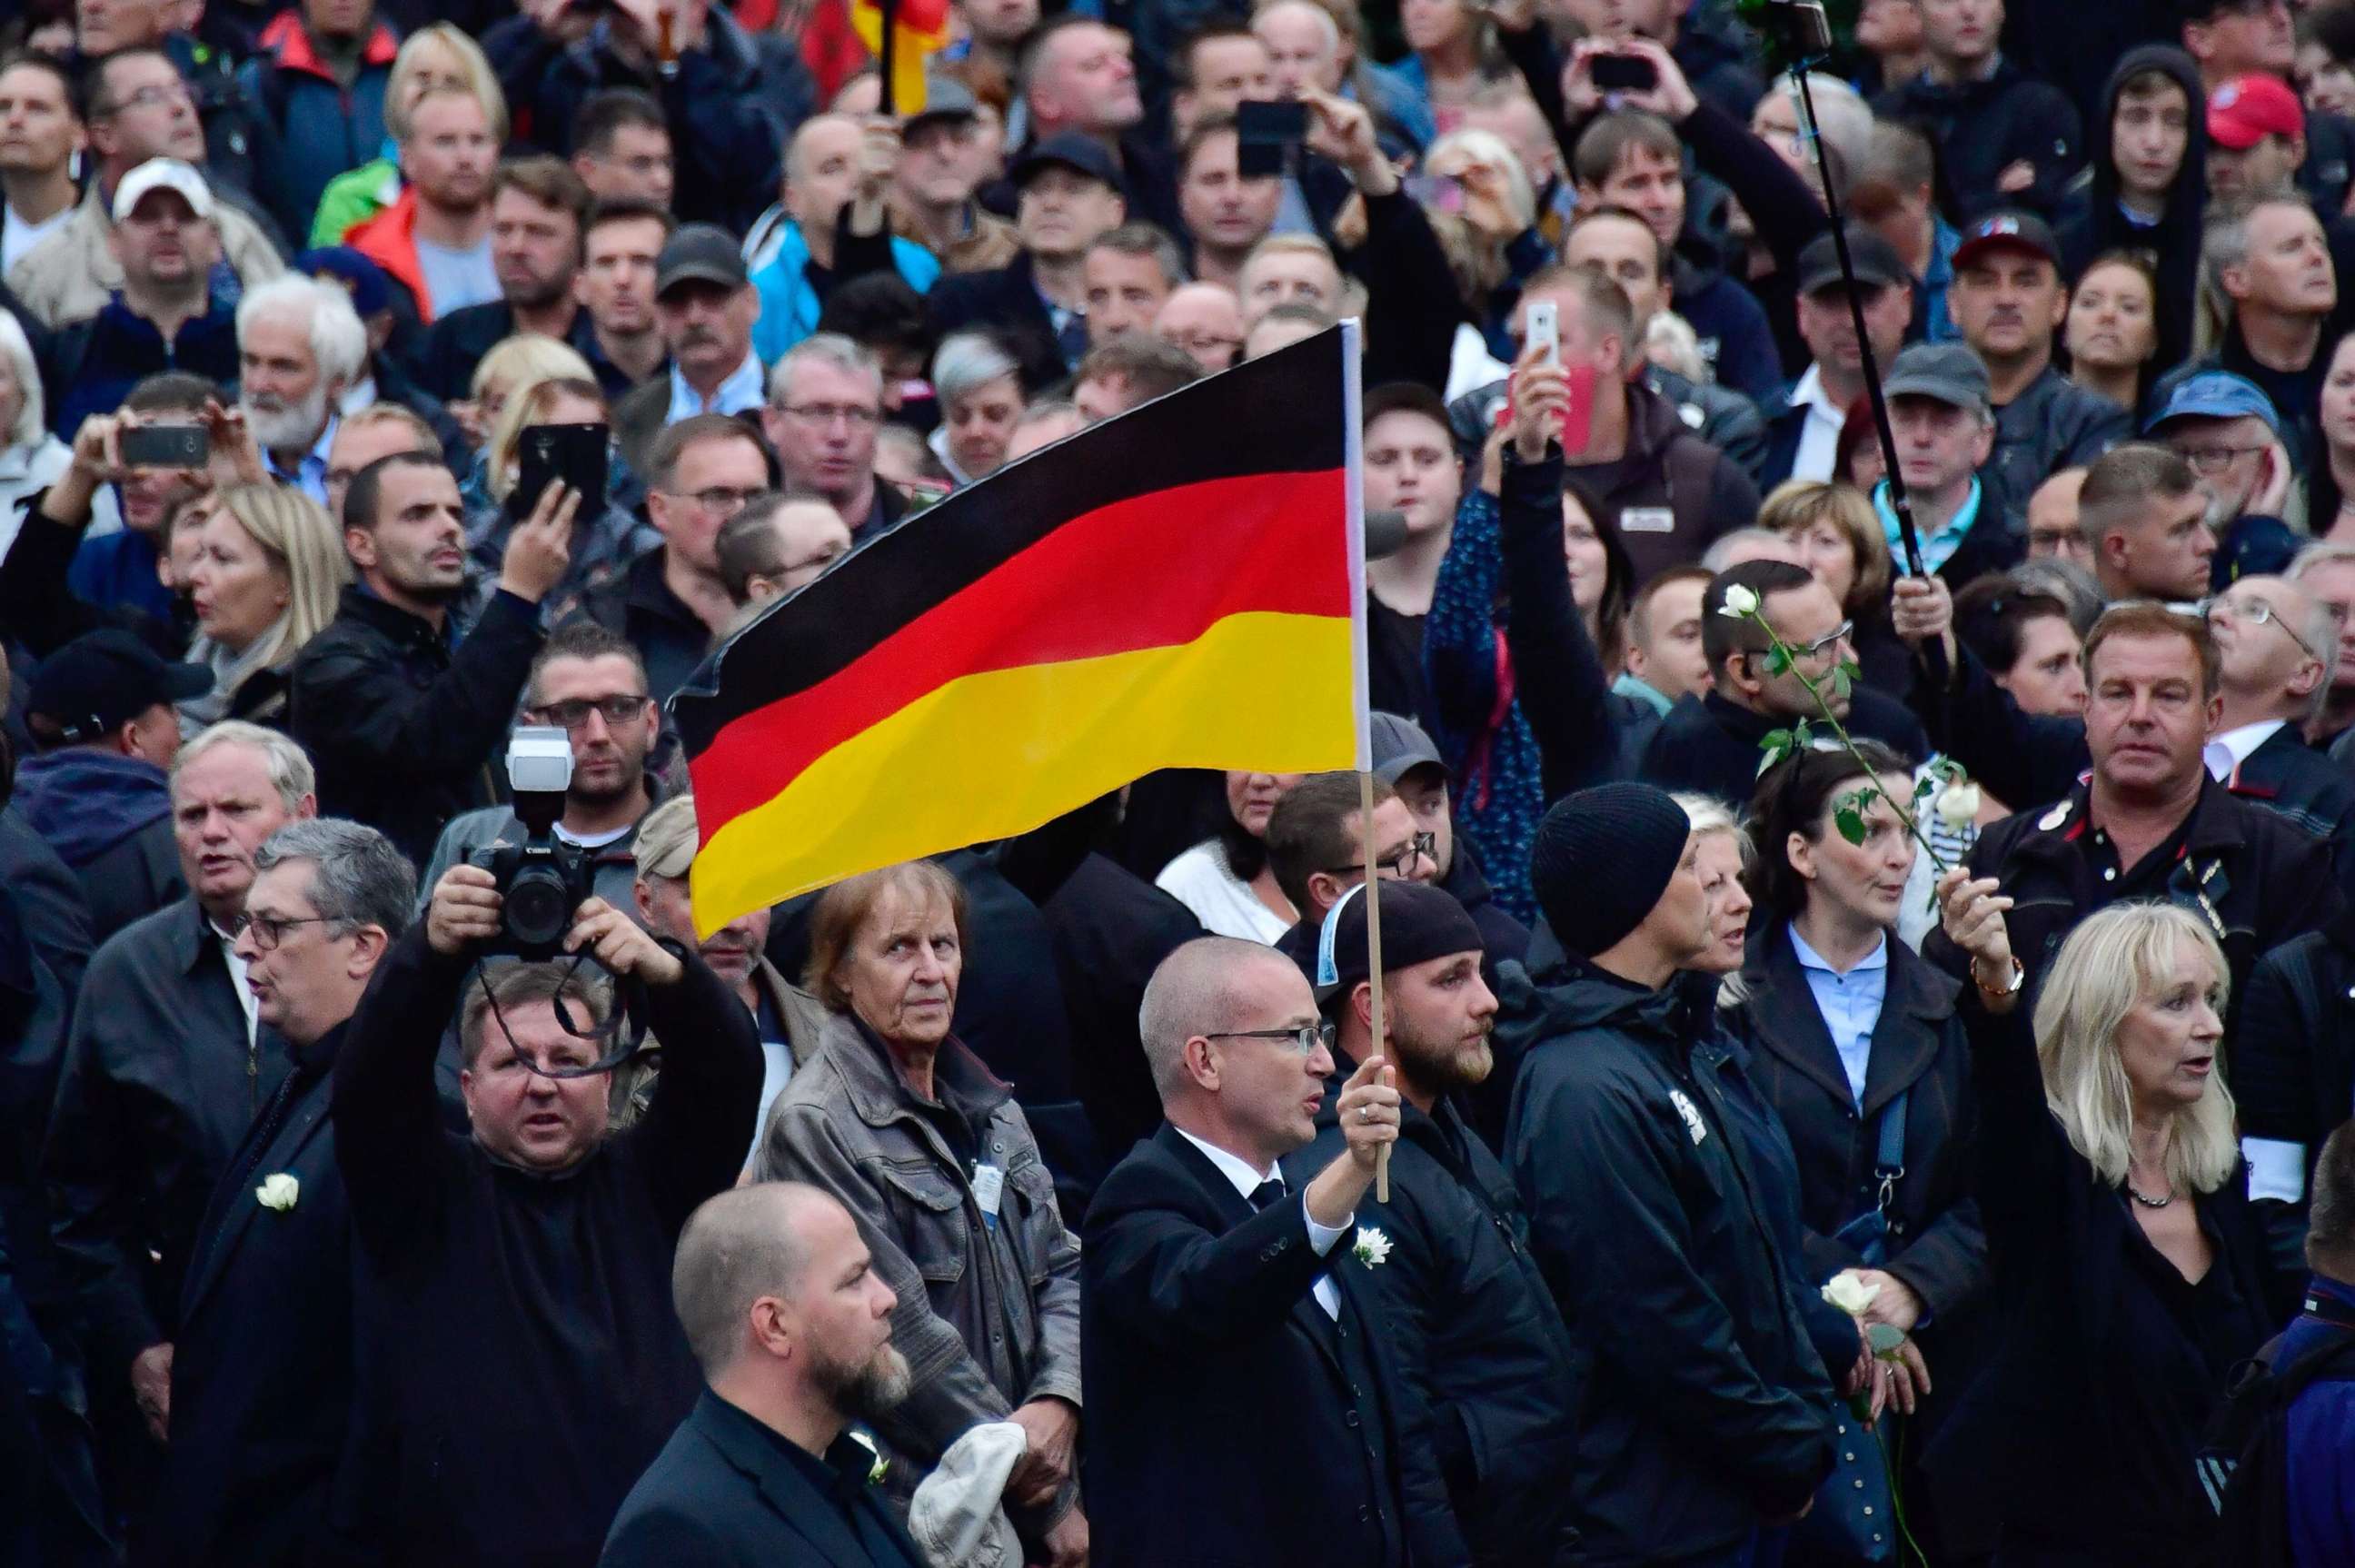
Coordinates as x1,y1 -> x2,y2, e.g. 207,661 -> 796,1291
12,751 -> 170,869
50,296 -> 241,440
750,221 -> 940,365
236,13 -> 396,244
66,530 -> 174,628
2280,1275 -> 2355,1568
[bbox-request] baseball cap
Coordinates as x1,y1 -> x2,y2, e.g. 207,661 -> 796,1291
905,75 -> 980,133
113,157 -> 213,223
1369,711 -> 1447,788
655,223 -> 750,298
1952,209 -> 2059,272
2208,74 -> 2303,152
1795,224 -> 1910,296
2142,369 -> 2283,438
294,245 -> 391,319
1882,342 -> 1992,418
27,630 -> 211,745
1012,132 -> 1125,197
1307,879 -> 1486,1002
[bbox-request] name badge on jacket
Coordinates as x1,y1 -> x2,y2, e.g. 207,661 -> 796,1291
1621,507 -> 1675,533
971,1162 -> 1005,1228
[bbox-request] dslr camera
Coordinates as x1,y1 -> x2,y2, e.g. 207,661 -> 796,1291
475,728 -> 596,959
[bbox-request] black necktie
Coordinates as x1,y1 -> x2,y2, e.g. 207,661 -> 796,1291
1247,1178 -> 1287,1213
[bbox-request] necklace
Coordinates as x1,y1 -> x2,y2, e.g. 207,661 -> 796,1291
2127,1182 -> 2174,1209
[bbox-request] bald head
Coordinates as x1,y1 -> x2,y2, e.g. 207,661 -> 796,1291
671,1182 -> 840,1376
1138,936 -> 1304,1097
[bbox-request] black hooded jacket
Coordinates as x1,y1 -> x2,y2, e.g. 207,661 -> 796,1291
1499,934 -> 1834,1563
1875,56 -> 2085,223
2054,45 -> 2208,378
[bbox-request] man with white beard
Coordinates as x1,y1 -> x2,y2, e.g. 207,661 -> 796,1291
235,274 -> 369,507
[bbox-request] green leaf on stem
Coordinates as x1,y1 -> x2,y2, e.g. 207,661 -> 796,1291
1830,665 -> 1853,700
1867,1322 -> 1907,1355
1913,775 -> 1936,800
1765,643 -> 1794,677
1834,805 -> 1867,845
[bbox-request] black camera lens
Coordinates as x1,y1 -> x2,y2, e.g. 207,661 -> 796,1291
504,865 -> 575,949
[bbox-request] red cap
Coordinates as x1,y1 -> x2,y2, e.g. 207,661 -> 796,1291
2209,74 -> 2304,151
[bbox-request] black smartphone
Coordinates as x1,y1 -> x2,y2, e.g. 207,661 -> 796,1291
118,424 -> 208,469
511,423 -> 608,521
1591,53 -> 1658,92
1235,99 -> 1307,179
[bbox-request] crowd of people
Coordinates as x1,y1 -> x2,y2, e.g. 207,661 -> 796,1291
13,0 -> 2355,1563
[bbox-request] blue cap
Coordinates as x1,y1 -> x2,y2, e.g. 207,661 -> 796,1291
2143,370 -> 2282,439
293,246 -> 391,319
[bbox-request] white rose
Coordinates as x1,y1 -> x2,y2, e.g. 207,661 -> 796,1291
1718,583 -> 1761,618
255,1173 -> 300,1212
1935,781 -> 1982,831
1821,1269 -> 1881,1316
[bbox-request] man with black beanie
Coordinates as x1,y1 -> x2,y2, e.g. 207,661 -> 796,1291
1288,881 -> 1585,1565
1496,782 -> 1835,1563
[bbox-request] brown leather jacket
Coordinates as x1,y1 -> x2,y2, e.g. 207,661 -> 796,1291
756,1009 -> 1082,1530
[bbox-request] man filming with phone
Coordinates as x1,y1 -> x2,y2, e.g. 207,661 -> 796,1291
331,845 -> 762,1564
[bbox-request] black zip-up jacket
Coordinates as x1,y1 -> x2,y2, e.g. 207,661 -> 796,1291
1293,1067 -> 1585,1566
288,584 -> 545,868
1922,776 -> 2341,1041
1874,57 -> 2085,221
2230,904 -> 2355,1308
1640,686 -> 1931,809
1499,938 -> 1834,1564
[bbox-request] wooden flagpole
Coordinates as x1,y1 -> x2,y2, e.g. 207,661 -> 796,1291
1359,769 -> 1388,1202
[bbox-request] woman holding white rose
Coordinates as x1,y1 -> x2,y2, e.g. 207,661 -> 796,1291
1929,891 -> 2271,1567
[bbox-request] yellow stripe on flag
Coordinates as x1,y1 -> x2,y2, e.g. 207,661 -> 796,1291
691,611 -> 1357,934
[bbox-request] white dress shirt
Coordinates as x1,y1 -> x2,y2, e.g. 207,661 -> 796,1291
1174,1126 -> 1348,1318
2203,719 -> 2286,782
212,918 -> 259,1047
1789,363 -> 1848,483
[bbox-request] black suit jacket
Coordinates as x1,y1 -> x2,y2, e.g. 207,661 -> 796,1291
141,1032 -> 353,1567
600,1391 -> 922,1567
924,255 -> 1069,392
1079,1124 -> 1464,1568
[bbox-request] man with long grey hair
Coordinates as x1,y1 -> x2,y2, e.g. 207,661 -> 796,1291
145,818 -> 411,1565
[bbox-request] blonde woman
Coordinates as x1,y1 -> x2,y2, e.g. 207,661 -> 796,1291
458,334 -> 599,451
182,483 -> 350,727
1939,889 -> 2269,1566
310,25 -> 508,246
470,372 -> 657,610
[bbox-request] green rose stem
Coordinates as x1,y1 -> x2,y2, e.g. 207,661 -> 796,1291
1732,603 -> 1951,872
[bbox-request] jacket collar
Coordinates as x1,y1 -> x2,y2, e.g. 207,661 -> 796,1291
691,1391 -> 883,1564
820,1009 -> 1010,1132
621,544 -> 703,627
259,10 -> 400,81
1741,918 -> 1955,1117
332,581 -> 449,650
2018,775 -> 2249,863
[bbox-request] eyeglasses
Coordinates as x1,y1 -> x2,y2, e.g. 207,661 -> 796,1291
1206,1020 -> 1337,1056
2175,443 -> 2267,475
661,485 -> 763,516
1323,830 -> 1437,878
229,912 -> 333,951
1787,620 -> 1854,663
105,83 -> 194,116
2206,594 -> 2320,663
531,694 -> 651,730
776,402 -> 882,430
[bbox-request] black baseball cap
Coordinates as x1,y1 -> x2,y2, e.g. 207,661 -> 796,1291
1953,209 -> 2060,272
1796,224 -> 1911,296
27,630 -> 210,744
1012,132 -> 1126,197
655,223 -> 750,299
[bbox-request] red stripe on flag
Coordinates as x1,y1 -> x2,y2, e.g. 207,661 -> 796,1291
691,467 -> 1349,838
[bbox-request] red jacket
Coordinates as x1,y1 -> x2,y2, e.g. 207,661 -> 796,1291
342,186 -> 430,323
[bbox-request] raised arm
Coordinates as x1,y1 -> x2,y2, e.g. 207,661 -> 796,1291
331,910 -> 474,1258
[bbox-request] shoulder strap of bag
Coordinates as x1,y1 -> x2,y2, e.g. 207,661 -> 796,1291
1873,1087 -> 1909,1223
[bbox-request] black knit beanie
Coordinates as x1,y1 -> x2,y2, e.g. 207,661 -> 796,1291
1528,782 -> 1693,959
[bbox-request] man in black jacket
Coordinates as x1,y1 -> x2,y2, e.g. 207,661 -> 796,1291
289,451 -> 572,865
1872,0 -> 2084,218
1642,559 -> 1931,806
600,1182 -> 924,1567
1501,782 -> 1834,1562
43,721 -> 314,1469
1920,600 -> 2340,1029
334,864 -> 763,1565
1081,936 -> 1466,1568
1290,883 -> 1584,1565
141,820 -> 410,1568
928,134 -> 1126,392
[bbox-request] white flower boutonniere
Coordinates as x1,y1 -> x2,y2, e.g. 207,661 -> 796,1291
255,1173 -> 300,1212
1354,1226 -> 1393,1267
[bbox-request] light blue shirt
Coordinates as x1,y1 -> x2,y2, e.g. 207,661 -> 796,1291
263,413 -> 337,508
664,352 -> 765,426
1789,923 -> 1888,1108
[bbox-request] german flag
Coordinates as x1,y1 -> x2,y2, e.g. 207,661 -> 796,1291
673,323 -> 1368,936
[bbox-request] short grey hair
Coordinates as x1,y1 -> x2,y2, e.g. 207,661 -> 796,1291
0,309 -> 45,449
1138,936 -> 1299,1097
1773,74 -> 1871,185
2290,539 -> 2355,583
672,1182 -> 836,1374
1254,0 -> 1338,57
236,274 -> 369,387
251,819 -> 415,938
767,332 -> 882,405
930,332 -> 1023,407
173,720 -> 316,809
